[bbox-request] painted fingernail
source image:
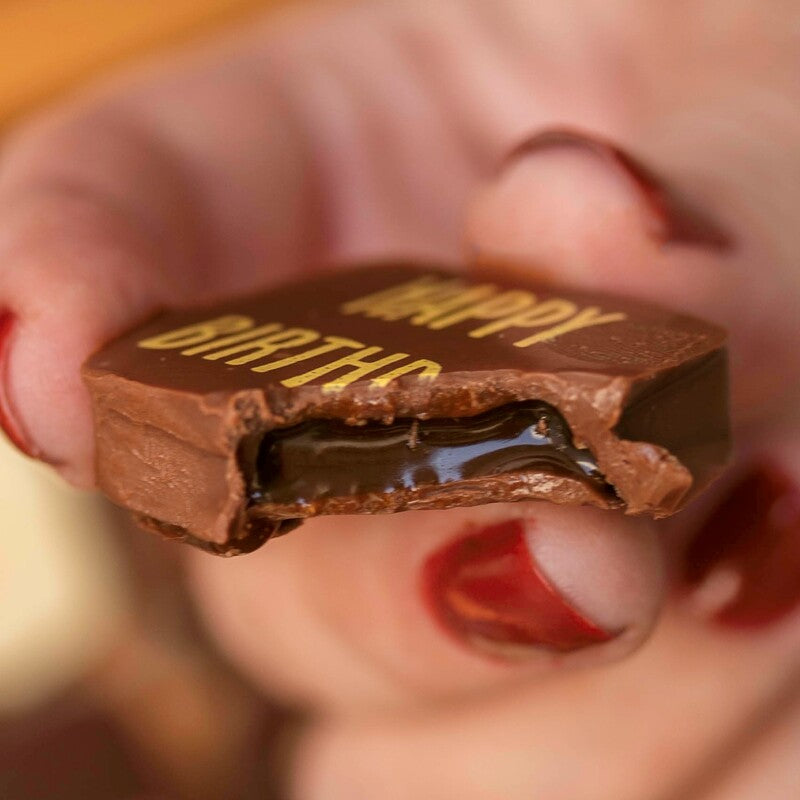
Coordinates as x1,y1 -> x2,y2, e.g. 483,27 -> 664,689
0,311 -> 37,457
684,465 -> 800,628
504,128 -> 732,249
422,519 -> 616,658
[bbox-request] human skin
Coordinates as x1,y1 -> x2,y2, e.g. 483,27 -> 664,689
1,1 -> 799,797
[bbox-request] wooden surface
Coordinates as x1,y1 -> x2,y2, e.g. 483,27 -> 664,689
0,0 -> 276,127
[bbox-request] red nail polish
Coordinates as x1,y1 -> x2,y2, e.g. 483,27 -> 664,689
504,128 -> 732,249
422,519 -> 614,656
0,311 -> 36,457
685,466 -> 800,628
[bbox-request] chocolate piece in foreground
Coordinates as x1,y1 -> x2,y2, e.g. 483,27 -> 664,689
83,263 -> 730,555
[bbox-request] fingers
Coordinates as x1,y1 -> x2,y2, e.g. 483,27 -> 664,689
0,109 -> 200,481
191,501 -> 664,710
464,124 -> 800,422
292,612 -> 800,800
288,431 -> 800,800
0,34 -> 310,484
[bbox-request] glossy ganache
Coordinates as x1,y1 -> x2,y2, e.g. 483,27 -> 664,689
248,402 -> 610,507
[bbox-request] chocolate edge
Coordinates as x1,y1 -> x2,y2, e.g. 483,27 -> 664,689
81,264 -> 729,552
85,363 -> 704,552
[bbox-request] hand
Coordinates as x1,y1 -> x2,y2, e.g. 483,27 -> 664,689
2,2 -> 799,798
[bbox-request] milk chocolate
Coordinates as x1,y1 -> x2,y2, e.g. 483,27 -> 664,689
83,263 -> 730,555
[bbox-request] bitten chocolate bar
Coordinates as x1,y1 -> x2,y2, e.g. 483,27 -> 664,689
83,264 -> 730,554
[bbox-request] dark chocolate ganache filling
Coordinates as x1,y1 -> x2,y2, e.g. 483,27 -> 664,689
247,401 -> 608,506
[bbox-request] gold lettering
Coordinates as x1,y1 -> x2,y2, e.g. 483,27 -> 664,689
339,276 -> 507,326
339,276 -> 434,313
281,347 -> 408,390
181,323 -> 283,355
203,328 -> 319,365
138,315 -> 253,350
408,284 -> 497,326
339,276 -> 628,350
469,299 -> 577,339
370,359 -> 442,387
137,278 -> 627,395
250,336 -> 363,373
426,290 -> 534,330
513,307 -> 627,347
340,275 -> 452,320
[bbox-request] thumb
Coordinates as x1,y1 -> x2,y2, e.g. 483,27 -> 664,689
464,126 -> 798,424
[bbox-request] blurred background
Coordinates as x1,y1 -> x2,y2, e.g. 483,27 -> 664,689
0,2 -> 296,798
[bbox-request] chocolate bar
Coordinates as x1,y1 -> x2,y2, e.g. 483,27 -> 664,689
83,264 -> 729,555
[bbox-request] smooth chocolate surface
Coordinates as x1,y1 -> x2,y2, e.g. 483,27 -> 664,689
83,263 -> 730,554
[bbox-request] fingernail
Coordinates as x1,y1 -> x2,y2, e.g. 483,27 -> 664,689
503,128 -> 732,249
0,311 -> 37,457
422,518 -> 616,658
684,465 -> 800,628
